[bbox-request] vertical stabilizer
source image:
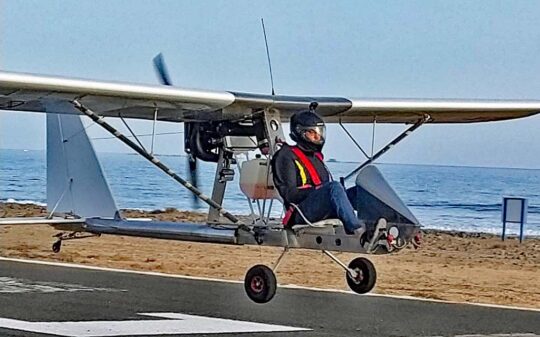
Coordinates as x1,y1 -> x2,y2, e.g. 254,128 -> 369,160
47,113 -> 119,218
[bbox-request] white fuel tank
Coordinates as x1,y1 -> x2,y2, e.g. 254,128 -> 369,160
239,159 -> 278,199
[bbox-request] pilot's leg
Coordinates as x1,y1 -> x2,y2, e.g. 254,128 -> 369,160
346,186 -> 357,207
326,181 -> 364,234
292,189 -> 333,225
294,181 -> 364,235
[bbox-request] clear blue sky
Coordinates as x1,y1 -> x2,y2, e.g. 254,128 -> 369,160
1,0 -> 540,168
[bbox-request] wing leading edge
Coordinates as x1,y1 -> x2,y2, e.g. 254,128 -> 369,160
1,70 -> 539,124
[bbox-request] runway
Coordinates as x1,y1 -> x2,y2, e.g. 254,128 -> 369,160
0,258 -> 538,337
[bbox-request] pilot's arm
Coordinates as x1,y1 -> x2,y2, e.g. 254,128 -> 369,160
272,147 -> 313,205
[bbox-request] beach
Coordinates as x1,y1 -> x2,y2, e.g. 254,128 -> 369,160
1,202 -> 539,309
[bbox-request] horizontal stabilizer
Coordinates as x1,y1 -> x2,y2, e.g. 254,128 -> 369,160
0,217 -> 85,226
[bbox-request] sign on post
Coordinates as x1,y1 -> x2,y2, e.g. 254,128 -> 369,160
501,197 -> 528,243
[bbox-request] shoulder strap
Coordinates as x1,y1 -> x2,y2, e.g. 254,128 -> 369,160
290,146 -> 322,186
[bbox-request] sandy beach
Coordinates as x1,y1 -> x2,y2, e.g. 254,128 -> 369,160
1,202 -> 539,309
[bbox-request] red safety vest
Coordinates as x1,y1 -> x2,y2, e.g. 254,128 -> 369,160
282,146 -> 324,225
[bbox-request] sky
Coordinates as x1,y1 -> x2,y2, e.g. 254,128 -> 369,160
1,0 -> 540,168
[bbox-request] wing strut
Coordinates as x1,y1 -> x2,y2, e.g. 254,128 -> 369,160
342,115 -> 431,182
339,121 -> 371,159
71,100 -> 240,224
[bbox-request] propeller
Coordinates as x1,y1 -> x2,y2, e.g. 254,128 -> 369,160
152,53 -> 172,85
153,53 -> 200,208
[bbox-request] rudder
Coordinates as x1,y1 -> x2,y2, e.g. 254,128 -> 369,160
46,113 -> 119,219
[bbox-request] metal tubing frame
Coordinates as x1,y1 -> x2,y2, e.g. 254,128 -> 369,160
250,108 -> 285,226
371,117 -> 376,157
151,106 -> 158,155
273,247 -> 289,272
56,232 -> 100,242
322,250 -> 357,278
208,149 -> 232,223
338,121 -> 370,160
262,108 -> 285,155
119,115 -> 147,153
72,100 -> 239,224
343,115 -> 430,182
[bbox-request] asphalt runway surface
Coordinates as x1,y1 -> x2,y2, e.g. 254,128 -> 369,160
0,258 -> 538,337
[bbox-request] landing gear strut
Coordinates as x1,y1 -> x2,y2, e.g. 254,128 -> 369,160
243,246 -> 378,303
51,231 -> 100,253
323,250 -> 377,294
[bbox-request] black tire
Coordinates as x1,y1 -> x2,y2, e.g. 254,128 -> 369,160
52,241 -> 62,253
244,264 -> 277,304
346,257 -> 377,294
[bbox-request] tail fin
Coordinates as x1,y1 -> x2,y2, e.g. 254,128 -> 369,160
46,113 -> 120,219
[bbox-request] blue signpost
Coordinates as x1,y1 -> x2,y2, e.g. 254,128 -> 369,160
501,197 -> 528,243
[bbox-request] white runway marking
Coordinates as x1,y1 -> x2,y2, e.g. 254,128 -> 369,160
0,312 -> 310,336
2,256 -> 539,312
0,276 -> 125,294
431,333 -> 540,337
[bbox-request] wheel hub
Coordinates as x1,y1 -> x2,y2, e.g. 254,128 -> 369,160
349,268 -> 364,284
250,276 -> 264,293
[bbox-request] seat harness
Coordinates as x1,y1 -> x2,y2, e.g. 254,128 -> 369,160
282,146 -> 324,225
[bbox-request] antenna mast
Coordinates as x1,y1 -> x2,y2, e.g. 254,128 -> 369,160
261,18 -> 275,96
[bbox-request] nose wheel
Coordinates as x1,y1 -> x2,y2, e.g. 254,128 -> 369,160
244,264 -> 277,304
345,257 -> 377,294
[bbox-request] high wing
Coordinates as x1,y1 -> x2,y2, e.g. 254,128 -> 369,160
1,70 -> 540,123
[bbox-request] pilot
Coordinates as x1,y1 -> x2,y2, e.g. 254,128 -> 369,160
271,107 -> 366,238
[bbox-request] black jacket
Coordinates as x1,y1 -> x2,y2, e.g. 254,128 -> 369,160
271,144 -> 330,206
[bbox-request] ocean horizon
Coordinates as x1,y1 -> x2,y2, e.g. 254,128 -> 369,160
1,148 -> 539,236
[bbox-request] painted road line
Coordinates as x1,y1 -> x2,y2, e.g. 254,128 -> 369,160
1,256 -> 539,313
0,312 -> 310,336
0,276 -> 125,294
430,333 -> 540,337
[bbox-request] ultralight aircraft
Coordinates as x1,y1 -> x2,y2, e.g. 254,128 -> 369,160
1,55 -> 539,303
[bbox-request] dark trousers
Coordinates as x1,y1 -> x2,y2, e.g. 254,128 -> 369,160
292,181 -> 361,234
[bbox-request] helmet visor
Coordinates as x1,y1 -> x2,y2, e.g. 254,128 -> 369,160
300,125 -> 326,145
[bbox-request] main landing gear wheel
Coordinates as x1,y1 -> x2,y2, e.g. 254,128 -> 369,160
244,264 -> 277,304
346,257 -> 377,294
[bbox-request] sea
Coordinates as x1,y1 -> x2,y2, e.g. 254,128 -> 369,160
1,148 -> 539,236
